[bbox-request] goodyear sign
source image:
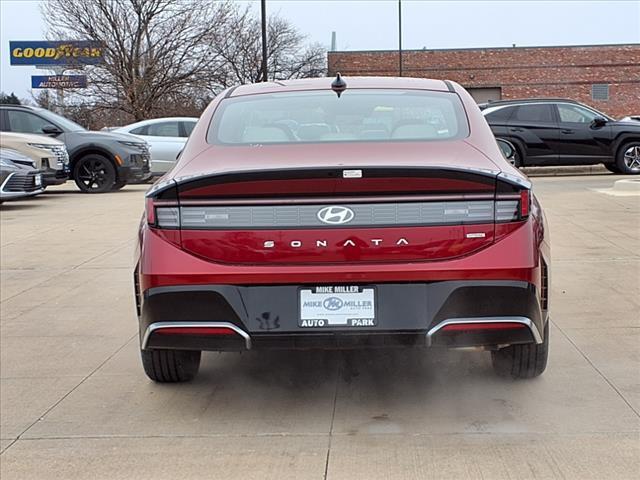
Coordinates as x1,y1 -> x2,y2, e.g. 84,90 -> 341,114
32,75 -> 87,89
10,41 -> 104,66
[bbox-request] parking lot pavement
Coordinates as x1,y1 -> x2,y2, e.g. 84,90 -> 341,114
1,175 -> 639,479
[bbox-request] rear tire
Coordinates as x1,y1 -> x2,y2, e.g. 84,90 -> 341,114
73,154 -> 116,193
141,349 -> 201,382
604,163 -> 621,174
491,322 -> 549,379
512,145 -> 524,168
616,142 -> 640,175
111,180 -> 127,190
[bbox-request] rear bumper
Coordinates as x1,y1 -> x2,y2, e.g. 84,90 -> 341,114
138,280 -> 546,352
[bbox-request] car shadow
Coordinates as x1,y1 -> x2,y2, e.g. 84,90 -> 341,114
43,185 -> 148,195
41,188 -> 92,195
0,197 -> 49,210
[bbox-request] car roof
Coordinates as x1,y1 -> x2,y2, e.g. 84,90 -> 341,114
228,76 -> 451,97
133,117 -> 198,124
0,104 -> 37,109
479,98 -> 581,108
127,117 -> 198,126
115,117 -> 198,130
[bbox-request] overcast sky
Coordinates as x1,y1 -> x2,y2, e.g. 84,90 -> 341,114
1,0 -> 639,99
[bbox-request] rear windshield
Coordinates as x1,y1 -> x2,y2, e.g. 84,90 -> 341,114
208,89 -> 469,145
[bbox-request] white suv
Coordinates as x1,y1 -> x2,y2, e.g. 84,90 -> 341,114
0,132 -> 68,185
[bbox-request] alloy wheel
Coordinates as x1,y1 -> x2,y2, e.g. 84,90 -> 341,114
77,158 -> 111,190
624,145 -> 640,171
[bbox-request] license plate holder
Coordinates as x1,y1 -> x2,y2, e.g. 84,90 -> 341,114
299,286 -> 376,328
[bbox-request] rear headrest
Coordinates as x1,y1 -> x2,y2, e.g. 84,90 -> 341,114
391,122 -> 438,140
360,129 -> 389,140
297,124 -> 332,141
320,132 -> 358,141
242,126 -> 290,143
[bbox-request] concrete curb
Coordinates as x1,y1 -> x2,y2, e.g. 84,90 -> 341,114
522,165 -> 611,177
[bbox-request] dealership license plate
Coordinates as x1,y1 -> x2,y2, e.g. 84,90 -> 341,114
34,174 -> 42,187
299,286 -> 376,328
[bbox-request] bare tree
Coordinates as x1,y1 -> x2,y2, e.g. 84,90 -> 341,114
42,0 -> 234,120
208,8 -> 325,90
42,0 -> 326,125
32,90 -> 53,110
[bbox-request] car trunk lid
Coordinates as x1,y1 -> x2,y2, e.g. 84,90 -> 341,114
147,143 -> 529,265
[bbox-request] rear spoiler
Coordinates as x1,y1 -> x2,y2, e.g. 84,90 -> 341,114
146,166 -> 530,199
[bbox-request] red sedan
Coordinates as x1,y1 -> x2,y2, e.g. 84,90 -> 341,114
135,76 -> 550,382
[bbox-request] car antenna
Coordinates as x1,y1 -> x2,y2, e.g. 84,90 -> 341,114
331,73 -> 347,97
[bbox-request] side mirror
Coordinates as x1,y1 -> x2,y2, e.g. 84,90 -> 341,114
496,138 -> 517,165
41,124 -> 63,135
592,117 -> 607,128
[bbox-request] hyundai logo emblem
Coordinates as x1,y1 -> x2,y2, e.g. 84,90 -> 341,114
317,206 -> 355,225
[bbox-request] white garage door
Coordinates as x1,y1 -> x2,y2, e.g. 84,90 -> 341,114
467,87 -> 502,104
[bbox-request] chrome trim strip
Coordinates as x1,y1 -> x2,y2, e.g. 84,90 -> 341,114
141,321 -> 252,350
0,172 -> 15,193
497,171 -> 532,190
426,316 -> 542,346
177,193 -> 496,206
167,200 -> 496,229
0,189 -> 45,200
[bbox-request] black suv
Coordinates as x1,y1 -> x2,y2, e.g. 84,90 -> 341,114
480,99 -> 640,174
0,105 -> 151,192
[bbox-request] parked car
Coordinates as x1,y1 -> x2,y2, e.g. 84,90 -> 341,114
480,98 -> 640,174
0,131 -> 68,186
112,117 -> 197,175
0,148 -> 44,202
135,76 -> 550,383
0,105 -> 151,192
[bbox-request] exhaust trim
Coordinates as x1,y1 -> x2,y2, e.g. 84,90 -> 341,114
426,316 -> 542,346
142,321 -> 252,350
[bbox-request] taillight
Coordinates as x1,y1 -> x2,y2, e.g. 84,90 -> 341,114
155,207 -> 180,228
519,189 -> 530,218
145,180 -> 179,227
145,197 -> 156,225
495,188 -> 531,222
147,202 -> 181,228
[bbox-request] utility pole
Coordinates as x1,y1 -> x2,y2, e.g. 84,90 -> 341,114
261,0 -> 268,82
398,0 -> 403,77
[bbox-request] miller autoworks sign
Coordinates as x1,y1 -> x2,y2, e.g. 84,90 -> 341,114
9,40 -> 104,66
31,75 -> 87,89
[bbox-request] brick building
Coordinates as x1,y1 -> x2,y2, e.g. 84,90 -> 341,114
327,44 -> 640,118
